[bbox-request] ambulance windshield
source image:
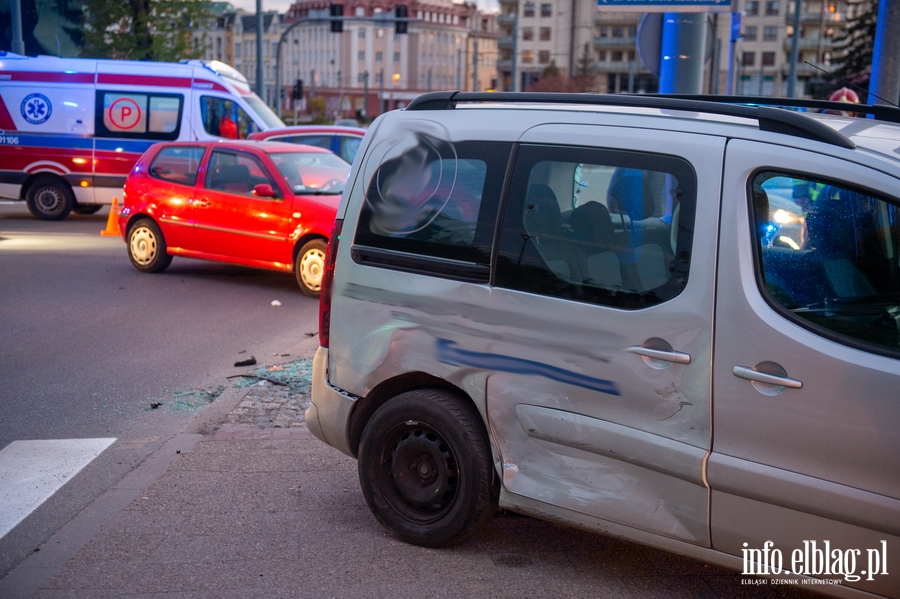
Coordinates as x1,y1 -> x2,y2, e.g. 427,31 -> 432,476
244,95 -> 285,129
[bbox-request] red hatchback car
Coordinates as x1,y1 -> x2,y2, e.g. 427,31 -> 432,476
118,140 -> 350,297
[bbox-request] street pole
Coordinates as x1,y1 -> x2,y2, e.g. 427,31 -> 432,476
869,0 -> 900,106
11,0 -> 25,54
256,0 -> 265,99
473,36 -> 479,91
363,71 -> 369,118
510,15 -> 518,91
457,49 -> 462,90
659,12 -> 707,93
787,0 -> 801,98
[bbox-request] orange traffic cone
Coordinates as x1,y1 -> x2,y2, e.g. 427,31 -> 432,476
101,196 -> 122,237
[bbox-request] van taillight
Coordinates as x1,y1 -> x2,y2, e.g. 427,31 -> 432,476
318,219 -> 343,349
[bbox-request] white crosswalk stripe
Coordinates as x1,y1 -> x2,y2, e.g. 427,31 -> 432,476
0,438 -> 116,539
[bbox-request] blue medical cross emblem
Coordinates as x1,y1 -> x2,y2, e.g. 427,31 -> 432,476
21,93 -> 52,124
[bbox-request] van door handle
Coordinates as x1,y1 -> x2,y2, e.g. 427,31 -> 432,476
733,366 -> 803,389
625,346 -> 691,365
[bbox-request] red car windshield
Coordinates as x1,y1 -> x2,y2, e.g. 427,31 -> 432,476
270,152 -> 351,195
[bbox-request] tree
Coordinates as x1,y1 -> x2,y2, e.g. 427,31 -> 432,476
829,0 -> 878,95
575,43 -> 595,79
80,0 -> 211,61
526,59 -> 597,93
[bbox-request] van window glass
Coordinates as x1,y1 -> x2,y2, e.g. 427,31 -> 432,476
205,150 -> 276,197
752,171 -> 900,354
354,141 -> 510,265
149,146 -> 205,186
270,152 -> 350,194
96,91 -> 183,141
200,96 -> 254,139
495,144 -> 696,309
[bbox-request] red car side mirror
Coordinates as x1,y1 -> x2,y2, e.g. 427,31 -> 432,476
253,183 -> 277,198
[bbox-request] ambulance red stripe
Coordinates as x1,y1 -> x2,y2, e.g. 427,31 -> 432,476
0,71 -> 94,83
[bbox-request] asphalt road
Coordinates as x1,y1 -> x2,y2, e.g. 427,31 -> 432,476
0,201 -> 319,578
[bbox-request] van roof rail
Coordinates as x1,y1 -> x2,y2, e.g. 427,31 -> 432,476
404,91 -> 858,150
641,94 -> 900,124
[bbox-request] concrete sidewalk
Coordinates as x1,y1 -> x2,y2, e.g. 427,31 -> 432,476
1,349 -> 818,599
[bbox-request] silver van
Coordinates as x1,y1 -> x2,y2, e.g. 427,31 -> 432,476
307,92 -> 900,597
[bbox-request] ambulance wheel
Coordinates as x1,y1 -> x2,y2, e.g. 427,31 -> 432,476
73,204 -> 103,215
128,218 -> 172,273
26,177 -> 74,221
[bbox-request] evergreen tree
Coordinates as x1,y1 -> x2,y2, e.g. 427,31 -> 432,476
80,0 -> 211,61
830,0 -> 877,93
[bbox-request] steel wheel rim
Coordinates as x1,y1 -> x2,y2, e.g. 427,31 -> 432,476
377,421 -> 459,524
35,187 -> 63,214
130,227 -> 158,266
299,247 -> 325,291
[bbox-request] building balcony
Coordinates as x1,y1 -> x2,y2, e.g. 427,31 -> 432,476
498,0 -> 518,9
782,37 -> 831,51
592,60 -> 642,72
497,13 -> 517,27
594,36 -> 636,48
498,36 -> 514,49
785,11 -> 843,24
497,58 -> 512,69
594,13 -> 641,26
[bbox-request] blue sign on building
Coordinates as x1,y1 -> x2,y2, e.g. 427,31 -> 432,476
597,0 -> 732,11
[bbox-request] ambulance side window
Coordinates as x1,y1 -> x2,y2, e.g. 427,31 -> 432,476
96,91 -> 183,141
200,96 -> 252,140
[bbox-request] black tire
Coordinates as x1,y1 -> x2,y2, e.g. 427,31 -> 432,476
295,238 -> 327,298
358,389 -> 498,547
127,218 -> 172,273
73,204 -> 103,215
25,177 -> 74,220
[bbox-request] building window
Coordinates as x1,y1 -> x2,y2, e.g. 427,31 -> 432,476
744,26 -> 757,40
523,2 -> 535,17
745,0 -> 759,15
522,50 -> 534,64
539,27 -> 551,41
522,27 -> 534,40
376,51 -> 383,62
598,26 -> 607,38
598,50 -> 607,61
611,50 -> 623,62
394,52 -> 400,62
540,3 -> 552,17
355,6 -> 365,16
612,26 -> 624,38
377,28 -> 385,38
742,51 -> 755,66
358,27 -> 366,39
538,50 -> 550,64
765,0 -> 780,15
764,26 -> 778,41
762,51 -> 776,66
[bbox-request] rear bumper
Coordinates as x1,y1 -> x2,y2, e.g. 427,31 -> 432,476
306,346 -> 358,458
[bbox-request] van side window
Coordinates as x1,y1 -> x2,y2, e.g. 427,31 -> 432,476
495,144 -> 697,309
752,172 -> 900,354
149,146 -> 205,186
353,141 -> 511,275
96,91 -> 183,140
200,96 -> 253,139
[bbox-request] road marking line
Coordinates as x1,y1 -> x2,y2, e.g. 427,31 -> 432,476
0,438 -> 116,539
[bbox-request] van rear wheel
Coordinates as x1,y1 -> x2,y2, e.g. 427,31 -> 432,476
26,177 -> 74,220
357,389 -> 497,547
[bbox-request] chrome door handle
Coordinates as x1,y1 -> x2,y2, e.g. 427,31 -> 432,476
625,346 -> 691,365
733,366 -> 803,389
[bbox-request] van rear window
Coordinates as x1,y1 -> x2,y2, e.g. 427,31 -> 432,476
96,91 -> 183,141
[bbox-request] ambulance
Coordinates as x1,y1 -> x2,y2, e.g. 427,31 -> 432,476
0,52 -> 285,219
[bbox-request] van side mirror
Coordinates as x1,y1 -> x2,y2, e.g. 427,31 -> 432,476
253,183 -> 277,198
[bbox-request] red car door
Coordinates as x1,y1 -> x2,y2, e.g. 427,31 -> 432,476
193,148 -> 296,268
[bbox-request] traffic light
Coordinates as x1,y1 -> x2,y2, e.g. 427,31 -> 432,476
330,4 -> 343,33
293,79 -> 303,100
395,5 -> 408,34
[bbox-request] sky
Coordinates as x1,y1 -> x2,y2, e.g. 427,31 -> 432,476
228,0 -> 500,15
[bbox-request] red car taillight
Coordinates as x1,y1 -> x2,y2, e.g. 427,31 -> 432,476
318,219 -> 343,349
